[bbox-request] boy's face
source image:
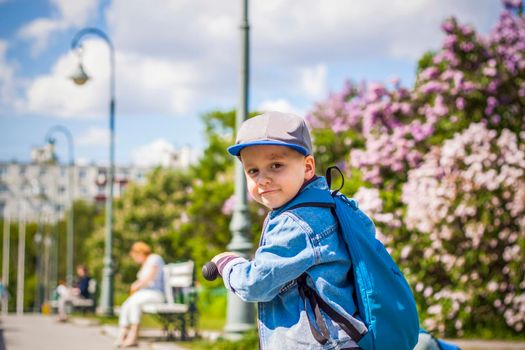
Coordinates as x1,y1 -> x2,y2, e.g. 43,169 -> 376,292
240,145 -> 315,209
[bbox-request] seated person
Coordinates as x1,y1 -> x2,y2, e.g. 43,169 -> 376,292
57,264 -> 91,322
115,241 -> 165,348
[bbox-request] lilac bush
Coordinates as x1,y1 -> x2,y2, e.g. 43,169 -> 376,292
402,123 -> 525,334
308,1 -> 524,189
308,79 -> 421,186
307,0 -> 525,337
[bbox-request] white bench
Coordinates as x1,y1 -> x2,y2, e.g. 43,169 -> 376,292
142,261 -> 197,340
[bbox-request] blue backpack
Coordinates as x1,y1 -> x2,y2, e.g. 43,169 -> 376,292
284,168 -> 419,350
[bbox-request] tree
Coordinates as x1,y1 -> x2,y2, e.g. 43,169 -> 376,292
84,168 -> 193,294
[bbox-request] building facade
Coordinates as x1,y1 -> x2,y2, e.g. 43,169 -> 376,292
0,161 -> 149,222
0,145 -> 198,222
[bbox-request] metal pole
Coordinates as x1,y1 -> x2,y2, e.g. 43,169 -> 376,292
46,126 -> 75,287
51,163 -> 59,294
71,27 -> 115,316
16,211 -> 26,315
224,0 -> 255,339
2,211 -> 10,314
42,223 -> 49,304
33,228 -> 43,313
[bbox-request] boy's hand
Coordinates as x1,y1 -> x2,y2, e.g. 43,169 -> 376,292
212,251 -> 239,265
211,252 -> 242,278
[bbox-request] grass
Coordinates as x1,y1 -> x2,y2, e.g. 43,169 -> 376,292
70,287 -> 228,332
198,314 -> 225,330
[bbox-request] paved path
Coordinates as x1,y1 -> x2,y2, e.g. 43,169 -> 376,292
1,314 -> 524,350
0,314 -> 184,350
447,339 -> 525,350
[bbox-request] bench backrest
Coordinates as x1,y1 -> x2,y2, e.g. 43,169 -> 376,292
163,261 -> 195,305
88,279 -> 97,296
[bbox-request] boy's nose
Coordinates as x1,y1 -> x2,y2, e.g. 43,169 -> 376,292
257,172 -> 271,186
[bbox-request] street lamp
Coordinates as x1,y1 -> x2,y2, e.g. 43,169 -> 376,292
70,27 -> 116,316
46,126 -> 75,288
224,0 -> 255,339
1,207 -> 10,315
33,230 -> 43,313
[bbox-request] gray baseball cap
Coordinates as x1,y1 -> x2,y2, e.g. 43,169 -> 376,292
228,111 -> 312,156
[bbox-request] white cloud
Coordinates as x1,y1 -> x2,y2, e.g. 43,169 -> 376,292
256,99 -> 304,116
117,51 -> 198,115
299,64 -> 328,100
51,0 -> 98,27
17,0 -> 98,55
131,139 -> 175,167
16,0 -> 501,121
76,126 -> 109,146
22,39 -> 203,118
250,0 -> 500,62
23,40 -> 105,118
18,18 -> 65,56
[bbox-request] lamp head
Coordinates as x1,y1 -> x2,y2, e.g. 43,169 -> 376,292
70,61 -> 90,85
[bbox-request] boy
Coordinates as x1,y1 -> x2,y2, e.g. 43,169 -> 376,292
212,111 -> 366,349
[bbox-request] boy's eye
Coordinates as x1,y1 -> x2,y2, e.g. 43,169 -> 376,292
271,163 -> 283,169
246,168 -> 258,175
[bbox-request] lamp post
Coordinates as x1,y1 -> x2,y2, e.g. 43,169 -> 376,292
2,208 -> 10,315
33,230 -> 43,313
16,211 -> 25,315
70,27 -> 116,316
224,0 -> 255,339
46,126 -> 75,288
25,176 -> 49,312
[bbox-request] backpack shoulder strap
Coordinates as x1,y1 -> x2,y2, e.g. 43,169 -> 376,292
297,274 -> 366,344
284,188 -> 335,212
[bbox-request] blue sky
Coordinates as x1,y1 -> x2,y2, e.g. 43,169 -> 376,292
0,0 -> 501,166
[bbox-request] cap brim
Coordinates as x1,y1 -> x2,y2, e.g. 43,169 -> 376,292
228,140 -> 309,156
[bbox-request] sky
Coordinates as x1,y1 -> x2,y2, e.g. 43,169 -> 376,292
0,0 -> 502,167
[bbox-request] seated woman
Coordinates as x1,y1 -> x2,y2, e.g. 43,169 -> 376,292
116,241 -> 165,348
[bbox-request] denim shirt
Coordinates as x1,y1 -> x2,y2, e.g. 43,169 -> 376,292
222,177 -> 363,349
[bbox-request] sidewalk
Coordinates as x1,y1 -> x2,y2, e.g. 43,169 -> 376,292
1,314 -> 524,350
445,339 -> 525,350
0,313 -> 186,350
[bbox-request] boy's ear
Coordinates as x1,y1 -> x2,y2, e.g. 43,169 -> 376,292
304,155 -> 315,180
